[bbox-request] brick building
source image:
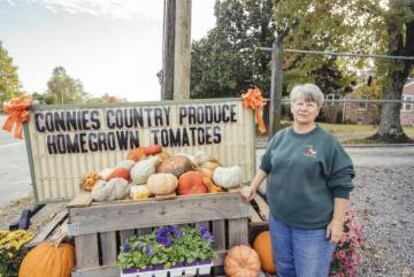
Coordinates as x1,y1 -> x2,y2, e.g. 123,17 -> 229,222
343,81 -> 414,126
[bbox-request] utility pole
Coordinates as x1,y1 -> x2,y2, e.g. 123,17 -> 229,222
161,0 -> 176,100
173,0 -> 192,100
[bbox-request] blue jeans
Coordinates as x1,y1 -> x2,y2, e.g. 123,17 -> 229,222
268,214 -> 336,277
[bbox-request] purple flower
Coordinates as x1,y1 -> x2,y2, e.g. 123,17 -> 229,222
199,224 -> 209,235
123,242 -> 132,253
161,237 -> 173,247
145,245 -> 154,256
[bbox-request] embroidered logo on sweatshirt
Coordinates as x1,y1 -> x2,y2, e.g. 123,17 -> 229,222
304,145 -> 317,158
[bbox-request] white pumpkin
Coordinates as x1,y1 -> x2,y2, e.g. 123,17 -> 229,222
99,168 -> 114,180
91,178 -> 130,201
213,166 -> 243,189
130,185 -> 151,200
131,156 -> 159,185
116,160 -> 135,170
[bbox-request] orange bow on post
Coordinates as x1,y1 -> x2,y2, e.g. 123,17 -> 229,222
2,97 -> 32,139
241,86 -> 267,134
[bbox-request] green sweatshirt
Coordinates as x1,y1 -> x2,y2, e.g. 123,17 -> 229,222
260,125 -> 355,229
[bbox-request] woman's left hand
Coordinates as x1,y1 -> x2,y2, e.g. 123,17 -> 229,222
326,219 -> 344,244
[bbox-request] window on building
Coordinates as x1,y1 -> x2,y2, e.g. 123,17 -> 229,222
403,95 -> 413,111
325,94 -> 335,106
358,94 -> 368,110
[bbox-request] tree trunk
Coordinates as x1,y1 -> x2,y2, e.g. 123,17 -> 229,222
370,8 -> 414,143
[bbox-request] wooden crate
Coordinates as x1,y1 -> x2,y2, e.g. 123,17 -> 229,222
67,192 -> 252,277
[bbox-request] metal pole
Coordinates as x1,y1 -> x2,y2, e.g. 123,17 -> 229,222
256,47 -> 414,61
268,39 -> 283,139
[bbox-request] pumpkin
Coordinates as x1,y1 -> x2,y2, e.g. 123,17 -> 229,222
116,160 -> 135,170
131,156 -> 159,185
157,155 -> 193,177
203,176 -> 223,193
130,185 -> 151,200
127,147 -> 147,162
105,168 -> 130,181
19,242 -> 75,277
91,178 -> 130,201
81,171 -> 100,192
213,166 -> 243,189
194,151 -> 220,166
253,231 -> 275,273
224,245 -> 261,277
177,171 -> 208,195
147,173 -> 178,195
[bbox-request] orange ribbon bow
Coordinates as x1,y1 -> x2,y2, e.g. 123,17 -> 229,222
2,97 -> 32,139
242,86 -> 267,134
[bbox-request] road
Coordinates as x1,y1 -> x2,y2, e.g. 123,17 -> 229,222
1,115 -> 413,207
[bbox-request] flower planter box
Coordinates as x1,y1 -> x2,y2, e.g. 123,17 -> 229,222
120,261 -> 213,277
68,193 -> 251,277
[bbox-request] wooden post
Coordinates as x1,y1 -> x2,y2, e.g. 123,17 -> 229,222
161,0 -> 176,100
174,0 -> 192,100
268,39 -> 284,139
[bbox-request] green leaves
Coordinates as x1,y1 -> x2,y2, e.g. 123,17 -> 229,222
117,226 -> 216,270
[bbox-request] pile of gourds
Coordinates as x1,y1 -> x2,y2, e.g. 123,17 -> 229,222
80,144 -> 244,202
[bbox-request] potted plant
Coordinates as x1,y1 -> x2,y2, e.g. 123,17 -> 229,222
117,224 -> 216,277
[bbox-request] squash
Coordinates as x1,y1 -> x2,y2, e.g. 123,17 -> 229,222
224,245 -> 261,277
105,168 -> 130,181
145,144 -> 162,155
198,161 -> 220,178
127,147 -> 147,162
81,171 -> 100,192
177,171 -> 208,195
127,145 -> 162,162
130,185 -> 151,200
131,156 -> 159,185
147,173 -> 178,195
213,166 -> 243,189
157,155 -> 193,177
157,150 -> 170,162
91,178 -> 130,201
19,242 -> 75,277
253,231 -> 275,273
203,176 -> 223,193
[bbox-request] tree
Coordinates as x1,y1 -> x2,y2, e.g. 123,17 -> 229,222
367,1 -> 414,142
190,0 -> 360,99
0,42 -> 22,102
46,66 -> 88,105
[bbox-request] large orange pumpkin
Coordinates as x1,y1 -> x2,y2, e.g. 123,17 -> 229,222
253,231 -> 275,273
19,242 -> 75,277
224,245 -> 261,277
177,171 -> 208,195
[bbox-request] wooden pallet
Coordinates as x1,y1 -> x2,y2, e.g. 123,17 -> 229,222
67,192 -> 252,277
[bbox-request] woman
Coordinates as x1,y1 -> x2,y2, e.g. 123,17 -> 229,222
241,84 -> 354,277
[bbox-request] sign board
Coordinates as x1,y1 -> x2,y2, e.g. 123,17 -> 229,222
23,98 -> 256,203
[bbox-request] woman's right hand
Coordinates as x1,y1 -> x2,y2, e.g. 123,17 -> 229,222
241,186 -> 256,202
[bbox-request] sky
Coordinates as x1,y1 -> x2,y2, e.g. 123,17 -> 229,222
0,0 -> 216,101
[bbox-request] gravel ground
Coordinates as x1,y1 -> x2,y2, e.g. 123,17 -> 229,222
0,165 -> 413,276
351,166 -> 414,277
